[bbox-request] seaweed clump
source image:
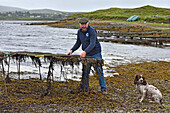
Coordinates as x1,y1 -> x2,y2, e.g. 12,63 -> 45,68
0,52 -> 104,97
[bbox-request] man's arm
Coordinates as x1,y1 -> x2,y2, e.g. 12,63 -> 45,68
67,31 -> 81,55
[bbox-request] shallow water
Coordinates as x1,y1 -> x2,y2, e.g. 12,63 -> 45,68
0,21 -> 170,80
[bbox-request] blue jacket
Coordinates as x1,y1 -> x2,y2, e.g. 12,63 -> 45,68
71,25 -> 101,56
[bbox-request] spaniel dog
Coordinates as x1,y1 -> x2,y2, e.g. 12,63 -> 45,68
134,74 -> 162,104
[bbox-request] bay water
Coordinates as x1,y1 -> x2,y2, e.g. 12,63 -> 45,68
0,21 -> 170,81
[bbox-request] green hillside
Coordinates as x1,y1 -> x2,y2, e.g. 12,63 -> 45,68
69,5 -> 170,23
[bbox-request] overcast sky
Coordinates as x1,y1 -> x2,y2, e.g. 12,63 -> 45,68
0,0 -> 169,12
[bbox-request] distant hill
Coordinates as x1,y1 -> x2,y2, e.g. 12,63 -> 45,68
0,5 -> 27,13
29,9 -> 78,15
29,9 -> 63,14
0,5 -> 80,20
69,5 -> 170,23
0,5 -> 78,15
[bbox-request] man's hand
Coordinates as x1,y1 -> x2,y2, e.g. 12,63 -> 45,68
80,51 -> 86,58
67,50 -> 72,55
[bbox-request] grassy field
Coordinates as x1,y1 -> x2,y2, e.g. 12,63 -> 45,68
69,5 -> 170,24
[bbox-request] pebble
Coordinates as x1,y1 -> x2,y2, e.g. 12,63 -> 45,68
113,73 -> 119,76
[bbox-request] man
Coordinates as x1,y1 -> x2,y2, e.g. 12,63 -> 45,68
67,18 -> 107,94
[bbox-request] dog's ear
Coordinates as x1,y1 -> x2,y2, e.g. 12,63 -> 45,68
142,77 -> 147,85
134,75 -> 138,84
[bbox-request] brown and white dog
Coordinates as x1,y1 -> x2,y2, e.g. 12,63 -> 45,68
134,74 -> 162,104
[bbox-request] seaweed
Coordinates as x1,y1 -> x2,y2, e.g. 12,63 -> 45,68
0,61 -> 169,112
0,52 -> 104,97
